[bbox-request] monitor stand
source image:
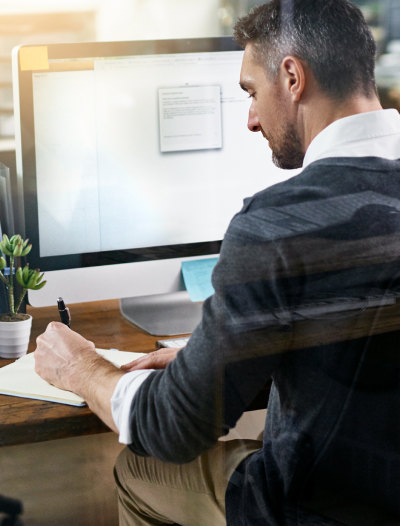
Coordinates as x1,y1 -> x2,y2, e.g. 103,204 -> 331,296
120,291 -> 203,336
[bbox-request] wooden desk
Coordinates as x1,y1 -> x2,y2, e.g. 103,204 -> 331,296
1,297 -> 400,448
0,300 -> 162,448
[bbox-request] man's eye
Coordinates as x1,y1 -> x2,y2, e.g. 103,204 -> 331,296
248,93 -> 256,99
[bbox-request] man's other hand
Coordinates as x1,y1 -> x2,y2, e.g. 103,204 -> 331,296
121,347 -> 182,372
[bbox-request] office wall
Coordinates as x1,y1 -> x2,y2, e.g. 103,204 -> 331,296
0,0 -> 223,214
96,0 -> 221,41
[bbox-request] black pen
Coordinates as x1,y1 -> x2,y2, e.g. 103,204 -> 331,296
57,297 -> 71,328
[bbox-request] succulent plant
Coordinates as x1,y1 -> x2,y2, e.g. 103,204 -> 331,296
0,234 -> 46,315
0,234 -> 32,258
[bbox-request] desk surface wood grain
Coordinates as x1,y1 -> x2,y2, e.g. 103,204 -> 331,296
1,298 -> 400,447
0,300 -> 166,447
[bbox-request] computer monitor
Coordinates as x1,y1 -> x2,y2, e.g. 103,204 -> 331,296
12,37 -> 295,335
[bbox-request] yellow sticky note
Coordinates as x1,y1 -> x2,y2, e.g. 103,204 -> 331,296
20,46 -> 49,71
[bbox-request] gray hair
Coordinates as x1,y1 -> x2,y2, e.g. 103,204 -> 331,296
234,0 -> 378,102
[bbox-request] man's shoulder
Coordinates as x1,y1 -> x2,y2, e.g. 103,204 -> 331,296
226,156 -> 400,243
247,156 -> 400,207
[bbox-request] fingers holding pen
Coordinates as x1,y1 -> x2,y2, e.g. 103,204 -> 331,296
34,321 -> 98,392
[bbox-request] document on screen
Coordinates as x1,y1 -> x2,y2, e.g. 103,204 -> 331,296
159,85 -> 222,153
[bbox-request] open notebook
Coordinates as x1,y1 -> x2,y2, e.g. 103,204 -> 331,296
0,348 -> 147,407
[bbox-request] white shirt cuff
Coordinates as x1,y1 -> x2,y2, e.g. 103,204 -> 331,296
111,369 -> 154,444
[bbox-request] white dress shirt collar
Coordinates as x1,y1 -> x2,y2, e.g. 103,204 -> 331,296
303,109 -> 400,169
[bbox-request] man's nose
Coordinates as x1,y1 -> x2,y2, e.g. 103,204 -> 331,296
247,104 -> 261,132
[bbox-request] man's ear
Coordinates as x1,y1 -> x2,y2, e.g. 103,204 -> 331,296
280,56 -> 306,102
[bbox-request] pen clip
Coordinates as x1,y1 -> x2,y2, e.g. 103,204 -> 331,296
65,307 -> 71,322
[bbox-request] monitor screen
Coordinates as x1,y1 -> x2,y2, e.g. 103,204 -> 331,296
13,38 -> 296,311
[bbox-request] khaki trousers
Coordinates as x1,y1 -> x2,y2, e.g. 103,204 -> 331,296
114,439 -> 262,526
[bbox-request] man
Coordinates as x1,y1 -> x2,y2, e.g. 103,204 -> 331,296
35,1 -> 400,524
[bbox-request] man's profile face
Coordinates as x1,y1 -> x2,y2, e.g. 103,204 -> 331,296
240,44 -> 304,170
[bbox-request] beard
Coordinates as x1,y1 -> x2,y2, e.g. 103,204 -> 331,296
262,123 -> 304,170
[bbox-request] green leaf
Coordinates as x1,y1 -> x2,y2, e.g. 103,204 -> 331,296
26,269 -> 40,289
22,264 -> 30,282
9,235 -> 20,250
13,244 -> 23,257
33,280 -> 47,291
16,267 -> 24,287
0,241 -> 11,256
0,257 -> 6,271
21,244 -> 32,257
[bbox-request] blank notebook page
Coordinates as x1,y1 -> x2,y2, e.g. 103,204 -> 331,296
0,348 -> 147,406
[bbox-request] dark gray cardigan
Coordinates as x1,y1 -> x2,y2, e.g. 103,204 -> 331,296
128,157 -> 400,525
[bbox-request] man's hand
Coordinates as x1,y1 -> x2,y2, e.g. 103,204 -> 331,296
34,322 -> 124,433
35,322 -> 100,394
121,347 -> 182,372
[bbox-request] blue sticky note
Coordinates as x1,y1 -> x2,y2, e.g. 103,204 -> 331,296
181,257 -> 219,302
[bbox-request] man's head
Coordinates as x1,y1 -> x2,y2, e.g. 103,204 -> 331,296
234,0 -> 379,169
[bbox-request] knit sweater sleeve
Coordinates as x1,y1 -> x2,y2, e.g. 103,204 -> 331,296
126,201 -> 289,463
125,161 -> 369,463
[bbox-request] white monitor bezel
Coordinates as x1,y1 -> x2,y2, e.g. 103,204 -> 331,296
12,38 -> 239,306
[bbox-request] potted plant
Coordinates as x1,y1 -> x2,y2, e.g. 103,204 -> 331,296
0,234 -> 46,359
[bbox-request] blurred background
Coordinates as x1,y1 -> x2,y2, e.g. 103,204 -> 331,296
0,1 -> 399,525
0,0 -> 399,148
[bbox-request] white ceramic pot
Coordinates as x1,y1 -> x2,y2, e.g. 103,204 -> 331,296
0,315 -> 32,359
